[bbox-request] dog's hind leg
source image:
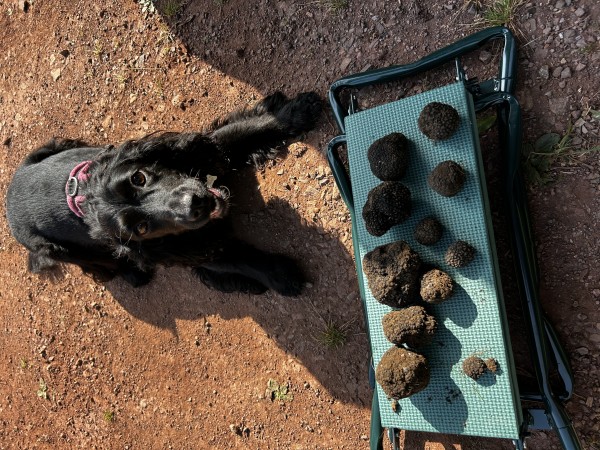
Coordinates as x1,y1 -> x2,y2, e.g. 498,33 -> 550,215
209,92 -> 323,168
28,249 -> 63,277
23,138 -> 90,165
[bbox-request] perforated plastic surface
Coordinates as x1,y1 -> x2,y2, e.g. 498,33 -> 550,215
345,82 -> 521,439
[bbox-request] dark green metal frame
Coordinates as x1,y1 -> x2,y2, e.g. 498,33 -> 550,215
325,26 -> 581,450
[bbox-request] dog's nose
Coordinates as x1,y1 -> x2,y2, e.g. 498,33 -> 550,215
187,194 -> 214,221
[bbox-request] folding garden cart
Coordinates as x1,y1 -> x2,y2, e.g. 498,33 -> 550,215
325,26 -> 582,450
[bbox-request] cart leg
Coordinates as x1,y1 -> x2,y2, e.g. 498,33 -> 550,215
370,392 -> 384,450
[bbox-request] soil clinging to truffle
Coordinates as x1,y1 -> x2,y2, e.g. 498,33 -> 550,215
462,356 -> 487,380
445,240 -> 476,268
362,241 -> 421,308
428,160 -> 466,197
414,217 -> 443,245
382,306 -> 437,348
376,347 -> 430,399
362,181 -> 412,237
367,132 -> 410,181
418,102 -> 460,141
420,269 -> 454,304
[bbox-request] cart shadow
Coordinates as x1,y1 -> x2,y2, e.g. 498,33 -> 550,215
409,324 -> 467,435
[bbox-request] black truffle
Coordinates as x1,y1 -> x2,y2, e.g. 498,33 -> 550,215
367,132 -> 410,181
445,241 -> 476,268
382,306 -> 437,348
376,347 -> 430,399
420,269 -> 454,304
418,102 -> 460,140
462,356 -> 487,380
362,241 -> 421,308
414,217 -> 443,245
428,160 -> 466,197
362,181 -> 412,237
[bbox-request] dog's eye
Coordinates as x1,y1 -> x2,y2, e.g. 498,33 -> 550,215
135,221 -> 149,236
131,171 -> 146,187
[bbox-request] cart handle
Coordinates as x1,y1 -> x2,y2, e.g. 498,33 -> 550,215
328,26 -> 516,133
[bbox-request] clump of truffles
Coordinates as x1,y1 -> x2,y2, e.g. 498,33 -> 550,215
414,217 -> 443,245
485,358 -> 499,374
418,102 -> 460,140
376,347 -> 430,399
462,356 -> 487,380
367,132 -> 410,181
445,240 -> 476,267
428,160 -> 466,197
362,241 -> 421,308
362,181 -> 412,237
382,306 -> 437,348
420,269 -> 454,304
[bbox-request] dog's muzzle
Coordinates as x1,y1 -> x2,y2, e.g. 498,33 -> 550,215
171,186 -> 229,224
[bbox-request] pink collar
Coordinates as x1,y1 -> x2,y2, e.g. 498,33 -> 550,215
65,161 -> 92,218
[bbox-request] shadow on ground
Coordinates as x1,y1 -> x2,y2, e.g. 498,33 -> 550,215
103,150 -> 372,406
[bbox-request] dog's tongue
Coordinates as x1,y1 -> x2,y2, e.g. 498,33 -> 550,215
208,188 -> 222,198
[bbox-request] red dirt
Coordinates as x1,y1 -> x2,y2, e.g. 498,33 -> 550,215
1,1 -> 599,449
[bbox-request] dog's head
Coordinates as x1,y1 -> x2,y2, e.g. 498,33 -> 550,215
84,137 -> 229,246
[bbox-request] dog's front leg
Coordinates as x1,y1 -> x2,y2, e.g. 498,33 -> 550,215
208,91 -> 323,168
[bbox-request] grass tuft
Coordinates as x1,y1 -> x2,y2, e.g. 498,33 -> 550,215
472,0 -> 525,36
310,301 -> 355,349
162,0 -> 181,18
323,0 -> 349,12
316,318 -> 349,348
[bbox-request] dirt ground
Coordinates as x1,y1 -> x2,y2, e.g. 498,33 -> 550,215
0,0 -> 599,449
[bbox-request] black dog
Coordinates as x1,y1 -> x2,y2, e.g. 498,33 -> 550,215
6,91 -> 322,295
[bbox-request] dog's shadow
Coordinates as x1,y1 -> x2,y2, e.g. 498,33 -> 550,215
104,156 -> 372,406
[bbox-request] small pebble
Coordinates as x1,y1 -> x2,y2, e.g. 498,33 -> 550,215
479,50 -> 492,63
552,67 -> 563,78
50,68 -> 62,81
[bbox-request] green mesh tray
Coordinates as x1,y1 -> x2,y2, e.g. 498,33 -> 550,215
346,82 -> 521,439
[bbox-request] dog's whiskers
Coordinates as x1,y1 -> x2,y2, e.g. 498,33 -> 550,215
219,185 -> 231,200
115,228 -> 133,247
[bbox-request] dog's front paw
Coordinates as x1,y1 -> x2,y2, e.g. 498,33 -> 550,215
277,92 -> 323,136
255,91 -> 289,115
